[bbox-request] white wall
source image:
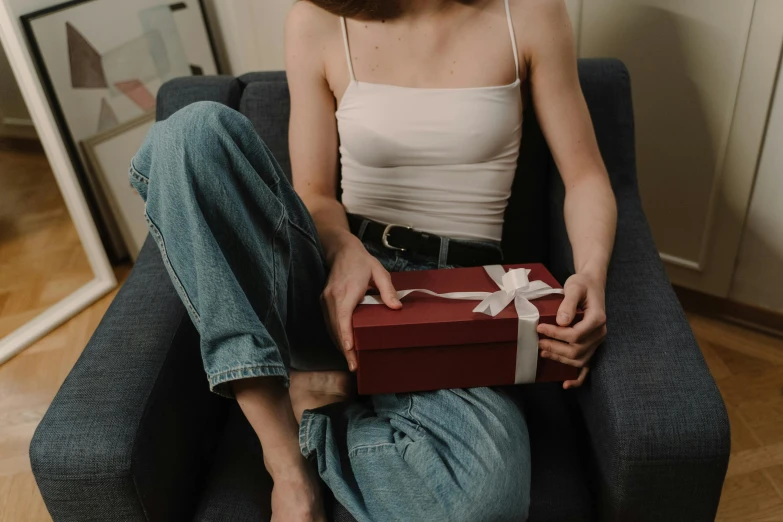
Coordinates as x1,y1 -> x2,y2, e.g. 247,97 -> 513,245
0,40 -> 34,137
0,43 -> 29,119
206,0 -> 290,75
729,49 -> 783,313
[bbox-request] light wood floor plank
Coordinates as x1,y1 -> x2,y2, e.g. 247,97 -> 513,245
0,146 -> 92,339
717,471 -> 783,521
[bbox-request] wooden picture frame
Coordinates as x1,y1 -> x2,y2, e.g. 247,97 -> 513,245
81,112 -> 155,261
20,0 -> 219,261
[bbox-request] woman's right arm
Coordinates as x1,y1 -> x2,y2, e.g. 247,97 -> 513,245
285,2 -> 400,371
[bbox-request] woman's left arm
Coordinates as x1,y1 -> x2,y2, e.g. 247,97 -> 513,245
515,0 -> 617,388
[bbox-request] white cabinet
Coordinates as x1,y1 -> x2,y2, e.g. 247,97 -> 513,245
729,50 -> 783,313
574,0 -> 783,297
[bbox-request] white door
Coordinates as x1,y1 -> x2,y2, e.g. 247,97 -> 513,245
574,0 -> 783,296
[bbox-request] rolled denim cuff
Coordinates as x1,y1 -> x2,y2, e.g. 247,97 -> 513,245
209,364 -> 289,399
299,409 -> 317,458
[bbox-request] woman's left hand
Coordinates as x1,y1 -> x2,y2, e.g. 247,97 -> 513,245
536,272 -> 607,389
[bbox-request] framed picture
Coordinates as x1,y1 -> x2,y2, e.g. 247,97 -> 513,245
81,112 -> 155,261
21,0 -> 218,260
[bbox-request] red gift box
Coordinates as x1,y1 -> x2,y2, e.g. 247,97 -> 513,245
352,263 -> 581,395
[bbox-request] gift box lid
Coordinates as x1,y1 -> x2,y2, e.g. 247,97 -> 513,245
352,264 -> 565,351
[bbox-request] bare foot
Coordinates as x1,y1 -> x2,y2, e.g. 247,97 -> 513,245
290,370 -> 354,423
270,462 -> 327,522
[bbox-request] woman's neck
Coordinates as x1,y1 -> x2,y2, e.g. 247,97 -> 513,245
399,0 -> 453,17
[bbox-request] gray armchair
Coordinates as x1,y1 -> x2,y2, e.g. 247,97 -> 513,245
30,59 -> 730,522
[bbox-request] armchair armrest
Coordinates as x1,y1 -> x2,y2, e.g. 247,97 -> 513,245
549,59 -> 730,521
30,238 -> 224,521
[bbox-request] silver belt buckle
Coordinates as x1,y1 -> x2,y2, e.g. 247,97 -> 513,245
382,224 -> 412,251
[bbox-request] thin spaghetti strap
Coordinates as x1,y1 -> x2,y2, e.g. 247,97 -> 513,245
504,0 -> 520,81
340,16 -> 356,82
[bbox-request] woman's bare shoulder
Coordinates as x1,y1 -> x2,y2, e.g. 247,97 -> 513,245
507,0 -> 573,58
285,1 -> 344,84
286,1 -> 341,47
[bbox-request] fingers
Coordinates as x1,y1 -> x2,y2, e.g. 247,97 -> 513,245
322,282 -> 366,372
371,265 -> 402,310
320,303 -> 355,370
539,325 -> 603,362
537,307 -> 607,343
557,280 -> 585,326
541,342 -> 594,368
563,367 -> 590,390
570,307 -> 607,340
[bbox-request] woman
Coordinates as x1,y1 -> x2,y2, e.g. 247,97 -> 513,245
130,0 -> 615,520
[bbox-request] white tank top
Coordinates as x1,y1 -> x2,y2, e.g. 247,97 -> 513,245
337,0 -> 523,243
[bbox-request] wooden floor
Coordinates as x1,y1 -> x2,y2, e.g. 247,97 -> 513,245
0,286 -> 780,521
0,141 -> 93,339
690,313 -> 783,521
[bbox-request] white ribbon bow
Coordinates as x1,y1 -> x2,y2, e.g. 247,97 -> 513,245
360,265 -> 564,383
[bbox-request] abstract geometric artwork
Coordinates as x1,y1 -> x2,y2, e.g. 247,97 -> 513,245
66,22 -> 107,88
81,113 -> 156,260
24,0 -> 217,133
138,5 -> 191,82
23,0 -> 218,259
101,33 -> 164,97
114,81 -> 156,112
97,98 -> 119,133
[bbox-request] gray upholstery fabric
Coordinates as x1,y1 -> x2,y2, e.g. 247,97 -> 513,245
519,384 -> 594,521
237,73 -> 292,179
549,59 -> 731,521
501,88 -> 552,265
193,404 -> 273,522
30,60 -> 730,522
30,236 -> 224,521
156,75 -> 242,122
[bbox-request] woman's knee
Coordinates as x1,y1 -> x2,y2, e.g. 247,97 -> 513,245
165,100 -> 249,140
135,101 -> 276,193
159,101 -> 262,162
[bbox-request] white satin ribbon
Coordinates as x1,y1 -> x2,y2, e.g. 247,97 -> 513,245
360,265 -> 564,383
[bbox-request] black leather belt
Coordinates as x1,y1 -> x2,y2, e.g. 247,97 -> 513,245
347,214 -> 502,268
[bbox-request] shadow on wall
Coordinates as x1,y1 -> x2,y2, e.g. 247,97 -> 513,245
615,5 -> 720,262
730,226 -> 783,312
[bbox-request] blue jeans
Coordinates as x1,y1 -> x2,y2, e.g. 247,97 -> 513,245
130,101 -> 531,522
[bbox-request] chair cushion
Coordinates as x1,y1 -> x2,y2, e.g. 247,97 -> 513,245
519,383 -> 595,522
237,73 -> 292,180
192,403 -> 272,522
193,385 -> 592,522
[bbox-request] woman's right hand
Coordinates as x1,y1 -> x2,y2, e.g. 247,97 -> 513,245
321,240 -> 402,371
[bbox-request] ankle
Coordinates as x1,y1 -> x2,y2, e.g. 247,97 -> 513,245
263,443 -> 312,480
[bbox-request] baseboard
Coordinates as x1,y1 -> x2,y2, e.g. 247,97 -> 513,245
2,117 -> 34,127
0,118 -> 38,140
0,126 -> 37,140
674,286 -> 783,338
